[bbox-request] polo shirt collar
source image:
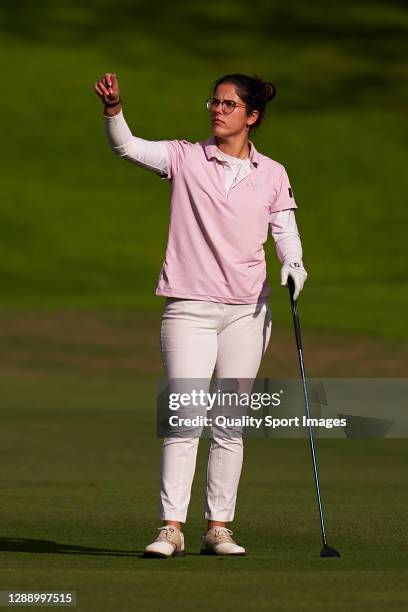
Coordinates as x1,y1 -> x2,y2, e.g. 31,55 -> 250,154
203,136 -> 261,167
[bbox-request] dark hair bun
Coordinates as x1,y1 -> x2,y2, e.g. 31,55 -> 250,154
264,81 -> 276,102
212,73 -> 276,130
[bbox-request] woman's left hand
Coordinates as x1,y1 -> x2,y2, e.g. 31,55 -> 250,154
280,257 -> 308,300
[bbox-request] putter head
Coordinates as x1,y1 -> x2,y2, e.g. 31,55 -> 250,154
320,543 -> 341,558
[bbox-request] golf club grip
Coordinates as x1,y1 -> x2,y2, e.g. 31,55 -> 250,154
287,276 -> 302,352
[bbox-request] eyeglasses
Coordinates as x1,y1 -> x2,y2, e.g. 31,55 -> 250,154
206,97 -> 247,115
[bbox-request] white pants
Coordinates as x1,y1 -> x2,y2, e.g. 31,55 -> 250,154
159,297 -> 272,522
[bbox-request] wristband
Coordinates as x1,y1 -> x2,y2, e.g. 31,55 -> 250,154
104,97 -> 122,107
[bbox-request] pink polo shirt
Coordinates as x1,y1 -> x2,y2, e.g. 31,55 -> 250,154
155,136 -> 297,304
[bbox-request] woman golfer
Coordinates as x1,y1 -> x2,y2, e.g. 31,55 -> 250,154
94,72 -> 307,557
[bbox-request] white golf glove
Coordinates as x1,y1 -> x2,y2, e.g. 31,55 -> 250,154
280,256 -> 308,300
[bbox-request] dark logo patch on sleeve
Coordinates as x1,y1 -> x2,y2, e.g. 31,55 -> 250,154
288,187 -> 293,198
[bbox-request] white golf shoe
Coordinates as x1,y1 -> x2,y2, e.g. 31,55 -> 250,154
143,525 -> 186,558
200,527 -> 246,556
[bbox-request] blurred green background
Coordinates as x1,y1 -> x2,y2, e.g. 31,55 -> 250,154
1,0 -> 407,339
1,2 -> 407,611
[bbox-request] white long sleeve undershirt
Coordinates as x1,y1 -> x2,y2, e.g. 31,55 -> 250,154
104,110 -> 303,263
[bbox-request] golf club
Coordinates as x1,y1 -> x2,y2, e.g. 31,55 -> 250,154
287,276 -> 341,558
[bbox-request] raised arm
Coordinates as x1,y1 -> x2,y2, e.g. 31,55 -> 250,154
94,72 -> 169,177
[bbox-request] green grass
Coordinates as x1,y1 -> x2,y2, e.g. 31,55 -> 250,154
0,1 -> 407,339
0,375 -> 407,611
0,4 -> 407,607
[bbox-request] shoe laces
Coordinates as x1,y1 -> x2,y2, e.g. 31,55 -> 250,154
211,527 -> 235,543
156,526 -> 177,542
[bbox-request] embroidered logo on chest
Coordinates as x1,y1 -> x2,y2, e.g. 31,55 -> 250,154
245,180 -> 258,191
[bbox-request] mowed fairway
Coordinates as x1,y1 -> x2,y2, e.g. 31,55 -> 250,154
0,311 -> 407,611
1,1 -> 407,609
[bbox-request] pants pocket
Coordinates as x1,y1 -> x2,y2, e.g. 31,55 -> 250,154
163,297 -> 188,317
